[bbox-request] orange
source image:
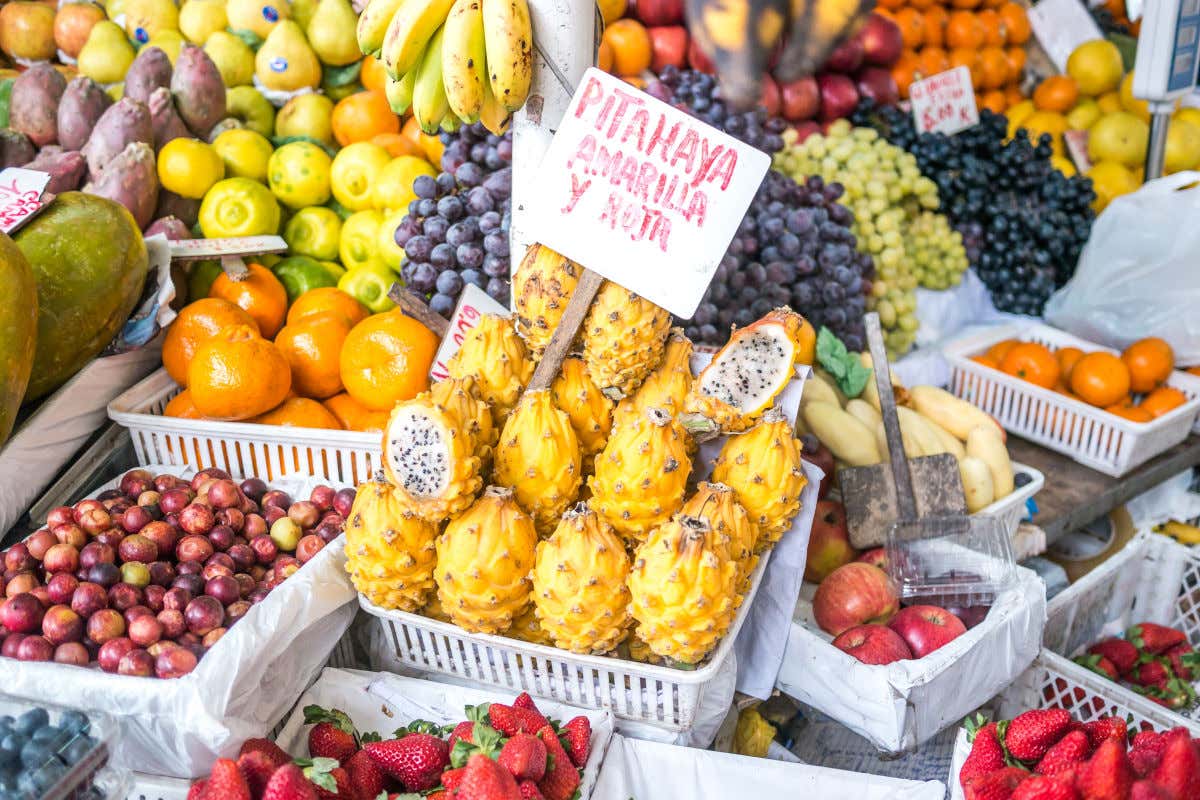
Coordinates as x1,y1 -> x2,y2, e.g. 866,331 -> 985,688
209,263 -> 288,339
401,116 -> 422,148
323,392 -> 390,432
1056,346 -> 1085,383
1005,47 -> 1026,84
162,297 -> 259,386
331,91 -> 401,148
340,310 -> 438,411
360,55 -> 388,94
187,325 -> 292,420
596,0 -> 625,23
418,131 -> 444,166
971,354 -> 999,369
1188,366 -> 1200,377
893,51 -> 920,99
1141,386 -> 1188,418
922,6 -> 948,46
985,338 -> 1020,363
946,12 -> 984,49
950,0 -> 981,8
949,47 -> 981,86
250,397 -> 343,429
918,47 -> 950,79
1070,352 -> 1131,407
1105,401 -> 1153,423
1005,85 -> 1024,107
286,287 -> 370,327
908,0 -> 933,10
163,389 -> 202,419
1122,337 -> 1174,393
601,19 -> 652,77
894,8 -> 925,48
998,2 -> 1029,44
879,0 -> 903,9
371,132 -> 425,159
275,312 -> 353,399
1001,342 -> 1060,389
1033,75 -> 1080,113
979,90 -> 1006,113
979,47 -> 1009,90
597,39 -> 614,74
978,9 -> 1005,45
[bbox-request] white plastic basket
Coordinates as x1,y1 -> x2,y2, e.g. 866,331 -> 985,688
943,323 -> 1200,476
975,461 -> 1044,537
361,554 -> 769,733
108,369 -> 382,484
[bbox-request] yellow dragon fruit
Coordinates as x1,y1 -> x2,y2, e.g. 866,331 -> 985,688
551,357 -> 613,467
629,514 -> 739,665
435,486 -> 538,634
683,308 -> 810,436
506,605 -> 556,647
624,628 -> 666,666
581,281 -> 671,399
421,591 -> 453,623
512,243 -> 581,356
426,376 -> 495,466
494,389 -> 582,534
531,504 -> 631,655
680,482 -> 759,593
447,314 -> 533,423
615,328 -> 693,424
383,395 -> 482,523
343,473 -> 438,611
588,408 -> 691,545
711,408 -> 807,551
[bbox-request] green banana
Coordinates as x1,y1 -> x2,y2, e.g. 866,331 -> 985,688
479,70 -> 510,135
380,0 -> 457,79
441,0 -> 486,124
412,24 -> 450,134
385,70 -> 417,114
481,0 -> 532,114
441,113 -> 462,132
357,0 -> 407,55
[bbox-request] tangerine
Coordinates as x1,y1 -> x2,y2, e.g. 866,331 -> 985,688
287,287 -> 370,327
250,397 -> 344,429
1056,346 -> 1085,383
209,263 -> 288,338
188,325 -> 292,420
918,47 -> 950,79
986,339 -> 1020,362
979,47 -> 1009,90
602,19 -> 652,76
979,89 -> 1006,113
1105,401 -> 1153,423
340,310 -> 438,410
162,297 -> 259,386
1122,337 -> 1174,393
323,392 -> 390,432
1033,75 -> 1080,112
1140,386 -> 1188,418
949,47 -> 981,86
359,54 -> 388,94
275,311 -> 353,399
946,11 -> 985,49
978,9 -> 1004,45
1001,342 -> 1060,389
1070,352 -> 1131,407
998,2 -> 1030,45
331,91 -> 401,147
371,132 -> 425,159
164,389 -> 202,419
922,6 -> 948,45
892,51 -> 920,99
894,8 -> 925,48
1005,46 -> 1026,83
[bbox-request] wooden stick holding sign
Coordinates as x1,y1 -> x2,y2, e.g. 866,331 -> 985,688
388,282 -> 450,338
524,269 -> 604,392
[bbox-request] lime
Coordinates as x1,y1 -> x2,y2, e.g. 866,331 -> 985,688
330,142 -> 390,211
283,206 -> 343,261
339,209 -> 387,271
376,207 -> 408,269
198,177 -> 282,238
158,138 -> 226,199
372,155 -> 436,211
268,141 -> 333,210
212,128 -> 273,183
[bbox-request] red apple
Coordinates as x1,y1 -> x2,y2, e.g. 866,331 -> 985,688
779,76 -> 820,123
859,12 -> 903,68
832,624 -> 913,665
825,35 -> 865,73
648,25 -> 687,73
759,74 -> 781,117
887,605 -> 967,658
687,38 -> 714,74
857,548 -> 888,571
812,562 -> 898,636
804,500 -> 858,583
635,0 -> 682,26
816,73 -> 859,123
855,66 -> 900,107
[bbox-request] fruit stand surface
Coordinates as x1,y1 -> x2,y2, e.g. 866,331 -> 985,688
1010,433 -> 1200,542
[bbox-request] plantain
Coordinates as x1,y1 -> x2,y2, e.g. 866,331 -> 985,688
381,0 -> 457,78
442,0 -> 486,124
481,0 -> 532,114
773,0 -> 874,83
357,0 -> 407,54
683,0 -> 789,110
412,24 -> 450,133
385,69 -> 417,114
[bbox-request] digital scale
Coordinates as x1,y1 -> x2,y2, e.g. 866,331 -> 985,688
1132,0 -> 1200,177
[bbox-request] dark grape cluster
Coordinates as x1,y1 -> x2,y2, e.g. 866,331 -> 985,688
394,123 -> 513,315
682,169 -> 871,350
851,101 -> 1096,315
646,66 -> 789,155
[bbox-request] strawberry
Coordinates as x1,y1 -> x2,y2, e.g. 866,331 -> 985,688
239,738 -> 292,769
1011,774 -> 1078,800
1130,780 -> 1174,800
535,725 -> 580,800
199,758 -> 251,800
458,753 -> 522,800
1074,654 -> 1119,681
512,693 -> 540,713
1088,639 -> 1141,676
442,766 -> 467,791
1003,709 -> 1073,762
262,764 -> 319,800
346,748 -> 386,799
964,767 -> 1029,800
1129,658 -> 1173,690
304,706 -> 359,764
1037,730 -> 1091,776
237,750 -> 281,798
186,780 -> 206,800
489,703 -> 550,737
498,733 -> 547,782
1151,729 -> 1200,799
1083,717 -> 1128,749
961,721 -> 1008,789
365,733 -> 450,791
1127,623 -> 1188,655
518,779 -> 545,800
298,759 -> 352,800
1164,643 -> 1200,681
1074,738 -> 1133,800
560,717 -> 591,768
449,721 -> 475,750
1129,732 -> 1166,778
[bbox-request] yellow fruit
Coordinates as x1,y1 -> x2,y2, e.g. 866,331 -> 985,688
1096,91 -> 1123,114
1120,72 -> 1150,122
330,142 -> 391,211
376,208 -> 408,269
283,206 -> 342,261
446,314 -> 532,423
550,356 -> 613,466
268,141 -> 333,209
144,29 -> 184,63
1066,99 -> 1101,131
1164,118 -> 1200,173
339,209 -> 387,272
344,474 -> 438,612
1021,111 -> 1067,156
1066,39 -> 1123,96
124,0 -> 179,45
1006,99 -> 1035,129
371,155 -> 436,211
384,393 -> 483,522
1175,107 -> 1200,129
494,389 -> 582,533
615,328 -> 693,423
1087,160 -> 1138,213
204,29 -> 255,86
1088,111 -> 1149,167
506,605 -> 555,646
1050,155 -> 1077,177
581,281 -> 671,399
198,176 -> 281,237
680,482 -> 759,592
276,94 -> 336,146
511,243 -> 581,356
211,128 -> 273,183
180,0 -> 227,43
157,138 -> 225,199
427,376 -> 496,465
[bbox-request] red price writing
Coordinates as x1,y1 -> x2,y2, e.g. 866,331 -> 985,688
911,66 -> 978,136
0,182 -> 42,231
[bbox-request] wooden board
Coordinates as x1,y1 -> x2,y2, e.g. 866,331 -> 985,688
1009,434 -> 1200,542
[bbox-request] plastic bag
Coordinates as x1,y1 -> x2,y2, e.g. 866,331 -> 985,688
1044,171 -> 1200,363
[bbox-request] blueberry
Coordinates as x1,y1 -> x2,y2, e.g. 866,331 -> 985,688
20,740 -> 53,770
13,711 -> 45,737
60,737 -> 92,766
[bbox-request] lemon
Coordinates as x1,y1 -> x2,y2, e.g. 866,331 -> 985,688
1066,99 -> 1101,131
376,207 -> 408,269
1164,118 -> 1200,173
284,206 -> 343,261
1087,111 -> 1149,167
330,142 -> 391,211
198,177 -> 282,237
268,141 -> 333,209
1175,107 -> 1200,129
212,128 -> 273,183
371,155 -> 436,211
1066,39 -> 1123,97
1086,160 -> 1138,213
276,94 -> 335,145
1050,155 -> 1077,177
339,209 -> 387,271
158,138 -> 226,199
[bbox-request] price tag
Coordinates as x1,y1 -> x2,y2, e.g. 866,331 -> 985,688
1063,130 -> 1092,174
910,66 -> 979,135
0,168 -> 50,235
167,235 -> 289,261
1028,0 -> 1104,71
429,284 -> 509,381
524,68 -> 770,319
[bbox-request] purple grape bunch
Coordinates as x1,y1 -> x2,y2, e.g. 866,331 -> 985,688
647,66 -> 788,155
392,123 -> 514,315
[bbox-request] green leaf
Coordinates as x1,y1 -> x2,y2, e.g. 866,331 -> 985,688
323,60 -> 362,88
360,730 -> 382,743
403,719 -> 442,735
815,327 -> 871,398
228,27 -> 263,50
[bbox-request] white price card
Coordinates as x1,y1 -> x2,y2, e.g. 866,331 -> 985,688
429,283 -> 509,381
524,68 -> 770,319
910,66 -> 979,135
0,168 -> 50,235
167,235 -> 289,261
1029,0 -> 1105,71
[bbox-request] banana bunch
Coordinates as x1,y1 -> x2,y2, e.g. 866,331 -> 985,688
357,0 -> 531,134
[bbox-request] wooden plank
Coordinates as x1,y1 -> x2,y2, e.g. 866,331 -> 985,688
1010,434 -> 1200,542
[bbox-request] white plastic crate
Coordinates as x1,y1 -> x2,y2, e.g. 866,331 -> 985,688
944,323 -> 1200,476
362,554 -> 769,733
974,461 -> 1044,538
108,369 -> 381,484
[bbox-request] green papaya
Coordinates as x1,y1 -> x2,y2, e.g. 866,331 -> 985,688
0,233 -> 37,446
18,192 -> 149,401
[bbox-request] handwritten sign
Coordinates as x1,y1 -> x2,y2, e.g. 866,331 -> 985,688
1028,0 -> 1103,72
429,284 -> 509,381
525,68 -> 770,319
167,235 -> 289,261
0,168 -> 50,234
910,66 -> 979,135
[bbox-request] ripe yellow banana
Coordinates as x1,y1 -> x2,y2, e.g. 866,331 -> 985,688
412,25 -> 449,134
381,0 -> 457,79
481,0 -> 532,114
442,0 -> 486,124
385,70 -> 417,114
479,72 -> 511,134
1162,520 -> 1200,545
357,0 -> 406,55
